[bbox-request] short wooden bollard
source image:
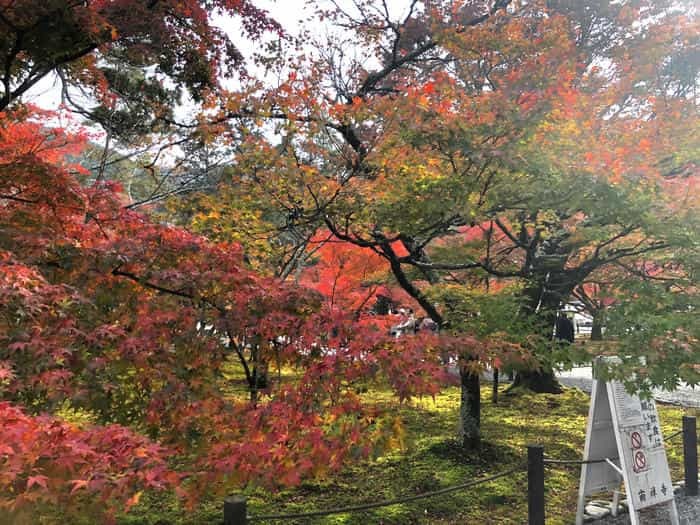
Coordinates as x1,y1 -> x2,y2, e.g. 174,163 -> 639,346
683,415 -> 698,496
527,444 -> 545,525
224,495 -> 247,525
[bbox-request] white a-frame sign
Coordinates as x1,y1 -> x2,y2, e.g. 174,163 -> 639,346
576,358 -> 679,525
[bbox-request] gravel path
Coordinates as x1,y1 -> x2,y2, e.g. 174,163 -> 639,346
555,366 -> 700,408
475,366 -> 700,408
586,487 -> 700,524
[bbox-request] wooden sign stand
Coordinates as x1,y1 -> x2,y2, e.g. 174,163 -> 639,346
576,358 -> 679,525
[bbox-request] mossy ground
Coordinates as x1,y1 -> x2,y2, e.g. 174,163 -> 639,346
119,382 -> 691,525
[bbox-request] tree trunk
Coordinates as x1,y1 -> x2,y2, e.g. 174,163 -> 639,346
492,367 -> 499,404
248,337 -> 269,403
509,279 -> 565,394
379,242 -> 482,450
510,368 -> 563,393
459,366 -> 481,450
591,312 -> 603,341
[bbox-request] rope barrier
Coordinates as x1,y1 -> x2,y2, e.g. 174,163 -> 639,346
247,464 -> 526,522
544,428 -> 688,466
543,457 -> 617,466
230,419 -> 697,523
665,429 -> 684,442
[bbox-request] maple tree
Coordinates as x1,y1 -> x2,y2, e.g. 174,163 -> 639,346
0,402 -> 177,521
189,0 -> 699,449
298,231 -> 416,316
0,1 -> 697,518
0,104 -> 490,520
0,0 -> 452,507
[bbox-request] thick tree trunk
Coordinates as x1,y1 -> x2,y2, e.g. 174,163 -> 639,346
510,279 -> 566,394
459,366 -> 481,450
510,368 -> 563,393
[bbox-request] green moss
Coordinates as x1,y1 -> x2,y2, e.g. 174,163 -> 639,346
119,384 -> 690,525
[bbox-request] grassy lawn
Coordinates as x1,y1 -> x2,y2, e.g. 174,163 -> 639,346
120,382 -> 691,525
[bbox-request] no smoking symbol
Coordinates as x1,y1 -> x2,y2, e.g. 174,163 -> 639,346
631,431 -> 643,449
634,450 -> 647,472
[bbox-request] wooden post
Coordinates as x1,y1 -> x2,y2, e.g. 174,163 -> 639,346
492,368 -> 499,404
683,416 -> 698,496
528,444 -> 545,525
224,495 -> 247,525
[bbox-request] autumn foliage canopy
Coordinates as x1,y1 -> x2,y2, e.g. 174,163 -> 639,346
3,100 -> 526,520
0,0 -> 698,520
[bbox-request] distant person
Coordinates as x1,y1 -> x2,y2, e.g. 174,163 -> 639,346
399,308 -> 417,334
390,308 -> 417,337
390,307 -> 406,337
555,313 -> 575,343
419,317 -> 438,332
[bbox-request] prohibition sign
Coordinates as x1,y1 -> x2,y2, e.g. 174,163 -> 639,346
631,431 -> 643,449
634,450 -> 647,471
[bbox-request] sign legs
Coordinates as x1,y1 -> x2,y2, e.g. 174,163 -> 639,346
575,490 -> 586,525
669,499 -> 680,525
611,490 -> 620,517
